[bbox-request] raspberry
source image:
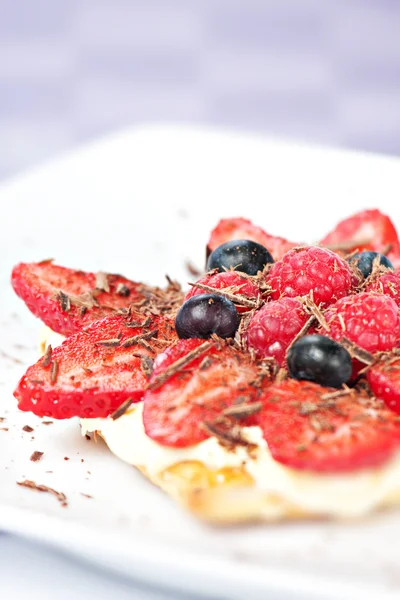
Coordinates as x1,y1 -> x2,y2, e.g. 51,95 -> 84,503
323,292 -> 400,353
185,271 -> 260,313
267,247 -> 353,307
365,271 -> 400,307
245,298 -> 309,366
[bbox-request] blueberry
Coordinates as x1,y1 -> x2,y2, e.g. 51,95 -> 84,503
175,294 -> 240,339
287,335 -> 352,388
349,251 -> 393,278
207,240 -> 274,276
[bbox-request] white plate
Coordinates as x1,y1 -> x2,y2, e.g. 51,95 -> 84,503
1,125 -> 400,600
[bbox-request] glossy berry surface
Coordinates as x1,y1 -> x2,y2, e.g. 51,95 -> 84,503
323,292 -> 400,353
287,335 -> 352,388
349,251 -> 394,278
175,294 -> 239,339
245,297 -> 309,366
207,239 -> 274,276
185,271 -> 259,313
267,246 -> 353,307
255,379 -> 400,472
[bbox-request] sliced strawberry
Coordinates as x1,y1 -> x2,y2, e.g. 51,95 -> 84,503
11,261 -> 183,336
143,339 -> 268,447
320,209 -> 400,259
255,379 -> 400,472
14,312 -> 177,419
368,357 -> 400,414
207,218 -> 297,262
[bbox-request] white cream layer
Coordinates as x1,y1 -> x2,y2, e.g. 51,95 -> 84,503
81,402 -> 400,518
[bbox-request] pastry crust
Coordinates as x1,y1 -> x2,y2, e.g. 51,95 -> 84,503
89,427 -> 400,524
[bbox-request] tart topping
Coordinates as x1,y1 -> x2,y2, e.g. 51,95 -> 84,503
207,217 -> 297,261
254,379 -> 400,472
245,297 -> 310,366
266,246 -> 353,307
207,239 -> 274,276
287,335 -> 352,389
143,339 -> 267,448
14,312 -> 177,419
348,251 -> 394,279
322,292 -> 400,354
175,294 -> 240,340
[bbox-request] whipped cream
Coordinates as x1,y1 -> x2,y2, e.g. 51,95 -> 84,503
81,402 -> 400,518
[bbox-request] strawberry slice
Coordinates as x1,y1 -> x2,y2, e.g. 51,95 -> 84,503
319,209 -> 400,258
368,357 -> 400,414
254,379 -> 400,472
207,218 -> 297,262
11,261 -> 183,336
14,312 -> 177,419
143,339 -> 268,447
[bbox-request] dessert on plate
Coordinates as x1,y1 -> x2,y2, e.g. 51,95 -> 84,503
11,209 -> 400,523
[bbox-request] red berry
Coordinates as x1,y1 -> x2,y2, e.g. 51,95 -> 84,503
143,339 -> 263,447
185,271 -> 260,313
11,261 -> 145,336
267,247 -> 353,307
207,217 -> 297,261
245,298 -> 309,366
368,358 -> 400,414
255,379 -> 400,472
323,292 -> 400,353
320,209 -> 400,258
14,312 -> 177,419
365,271 -> 400,307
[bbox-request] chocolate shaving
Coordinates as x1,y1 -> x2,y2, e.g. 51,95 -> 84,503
95,338 -> 121,347
340,337 -> 374,365
202,420 -> 255,449
0,427 -> 9,431
95,272 -> 110,292
58,291 -> 71,312
122,329 -> 158,348
320,387 -> 353,401
22,425 -> 34,432
41,421 -> 53,426
30,451 -> 44,462
302,297 -> 329,331
148,340 -> 214,390
298,402 -> 319,416
42,344 -> 53,367
17,480 -> 67,506
80,493 -> 93,499
222,401 -> 262,419
185,261 -> 202,277
125,317 -> 152,329
140,356 -> 154,378
275,368 -> 288,384
285,315 -> 316,358
187,281 -> 259,308
111,398 -> 133,420
116,283 -> 131,297
50,360 -> 59,384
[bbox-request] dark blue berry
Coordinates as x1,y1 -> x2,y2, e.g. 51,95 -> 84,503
349,251 -> 393,278
287,335 -> 352,389
207,239 -> 274,276
175,294 -> 239,339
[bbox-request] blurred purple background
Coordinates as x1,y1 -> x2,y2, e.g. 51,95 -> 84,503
0,0 -> 399,180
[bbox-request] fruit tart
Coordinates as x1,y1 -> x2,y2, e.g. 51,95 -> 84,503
11,209 -> 400,523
